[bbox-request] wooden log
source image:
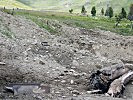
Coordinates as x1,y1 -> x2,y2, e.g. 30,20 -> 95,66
100,64 -> 129,80
106,71 -> 133,97
89,64 -> 130,93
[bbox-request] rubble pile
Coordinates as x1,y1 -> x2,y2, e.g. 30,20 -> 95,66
0,11 -> 133,100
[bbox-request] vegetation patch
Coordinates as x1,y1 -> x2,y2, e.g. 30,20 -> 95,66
1,9 -> 133,36
0,18 -> 14,38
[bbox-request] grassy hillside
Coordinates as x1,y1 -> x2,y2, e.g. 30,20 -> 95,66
4,9 -> 132,36
0,0 -> 133,13
0,0 -> 32,10
17,0 -> 133,13
16,0 -> 86,11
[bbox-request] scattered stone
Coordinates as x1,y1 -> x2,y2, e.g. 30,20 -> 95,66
123,96 -> 127,99
59,73 -> 65,76
55,91 -> 60,94
0,62 -> 6,65
41,42 -> 50,46
72,60 -> 79,67
73,73 -> 80,77
72,90 -> 80,95
132,82 -> 133,85
1,9 -> 133,99
36,96 -> 43,100
72,94 -> 77,97
62,96 -> 66,98
5,83 -> 50,95
70,80 -> 74,84
71,66 -> 76,69
95,64 -> 102,69
64,70 -> 69,73
67,87 -> 73,90
61,80 -> 66,83
69,69 -> 75,73
39,60 -> 45,65
81,72 -> 87,76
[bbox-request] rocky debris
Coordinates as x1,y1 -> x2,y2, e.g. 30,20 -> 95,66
1,10 -> 133,100
72,90 -> 80,95
0,62 -> 6,65
41,42 -> 50,46
70,80 -> 74,84
5,83 -> 50,96
39,60 -> 45,65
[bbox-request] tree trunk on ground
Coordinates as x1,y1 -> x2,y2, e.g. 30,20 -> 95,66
99,63 -> 129,80
106,71 -> 133,97
89,64 -> 130,93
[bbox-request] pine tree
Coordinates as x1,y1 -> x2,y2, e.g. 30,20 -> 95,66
108,7 -> 113,18
105,8 -> 109,16
69,9 -> 73,14
81,6 -> 87,15
91,6 -> 96,16
121,8 -> 127,18
101,8 -> 104,15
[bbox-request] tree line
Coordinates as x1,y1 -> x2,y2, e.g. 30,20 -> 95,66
69,4 -> 133,30
69,4 -> 133,19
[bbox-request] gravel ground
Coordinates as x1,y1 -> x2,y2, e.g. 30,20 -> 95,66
0,11 -> 133,100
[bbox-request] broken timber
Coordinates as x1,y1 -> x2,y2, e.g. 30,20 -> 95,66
106,71 -> 133,97
88,63 -> 133,97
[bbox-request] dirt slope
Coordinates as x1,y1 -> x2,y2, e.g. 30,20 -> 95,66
0,11 -> 133,100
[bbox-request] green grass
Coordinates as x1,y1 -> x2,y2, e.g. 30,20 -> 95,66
0,24 -> 14,38
27,15 -> 58,34
0,12 -> 14,38
2,9 -> 133,36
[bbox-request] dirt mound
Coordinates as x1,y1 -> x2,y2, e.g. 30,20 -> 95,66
0,11 -> 133,99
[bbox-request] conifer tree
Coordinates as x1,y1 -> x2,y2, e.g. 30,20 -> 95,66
81,6 -> 87,15
101,8 -> 104,15
108,7 -> 113,18
91,6 -> 96,16
121,8 -> 127,18
105,8 -> 109,16
69,9 -> 73,14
